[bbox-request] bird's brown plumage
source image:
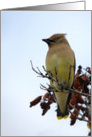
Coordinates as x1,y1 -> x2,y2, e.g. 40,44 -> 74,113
43,33 -> 75,119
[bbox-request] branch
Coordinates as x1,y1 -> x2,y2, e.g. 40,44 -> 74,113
30,60 -> 91,97
69,103 -> 91,124
69,110 -> 90,123
68,88 -> 91,97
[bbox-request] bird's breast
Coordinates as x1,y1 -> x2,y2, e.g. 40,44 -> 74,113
45,44 -> 75,87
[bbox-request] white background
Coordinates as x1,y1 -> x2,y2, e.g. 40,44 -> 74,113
1,10 -> 91,136
1,0 -> 92,136
0,0 -> 92,10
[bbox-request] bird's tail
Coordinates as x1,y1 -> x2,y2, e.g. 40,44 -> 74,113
57,105 -> 69,120
54,91 -> 71,120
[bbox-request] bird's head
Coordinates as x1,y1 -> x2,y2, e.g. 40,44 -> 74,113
42,33 -> 67,47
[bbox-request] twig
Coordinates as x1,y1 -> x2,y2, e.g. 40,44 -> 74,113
68,88 -> 91,97
69,103 -> 91,124
41,83 -> 91,97
40,84 -> 68,93
69,103 -> 84,117
30,60 -> 91,97
30,60 -> 40,75
83,68 -> 91,75
69,110 -> 90,123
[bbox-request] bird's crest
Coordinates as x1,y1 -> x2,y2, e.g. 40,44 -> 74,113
49,33 -> 67,40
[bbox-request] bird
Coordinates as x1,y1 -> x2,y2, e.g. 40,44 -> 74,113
42,33 -> 75,119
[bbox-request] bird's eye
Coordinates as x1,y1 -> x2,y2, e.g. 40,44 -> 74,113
51,37 -> 61,42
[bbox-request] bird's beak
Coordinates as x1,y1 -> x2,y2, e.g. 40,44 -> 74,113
42,39 -> 50,45
42,39 -> 48,43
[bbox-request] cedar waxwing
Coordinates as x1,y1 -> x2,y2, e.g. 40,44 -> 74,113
42,34 -> 75,119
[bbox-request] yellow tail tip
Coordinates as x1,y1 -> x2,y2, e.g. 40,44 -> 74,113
57,115 -> 69,120
87,124 -> 91,129
57,116 -> 63,120
63,115 -> 69,119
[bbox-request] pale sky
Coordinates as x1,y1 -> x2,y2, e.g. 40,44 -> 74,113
1,11 -> 91,136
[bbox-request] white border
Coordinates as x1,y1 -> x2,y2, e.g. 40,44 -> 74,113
0,0 -> 92,10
